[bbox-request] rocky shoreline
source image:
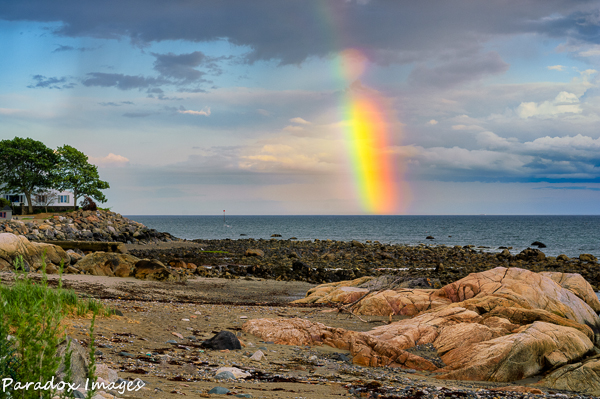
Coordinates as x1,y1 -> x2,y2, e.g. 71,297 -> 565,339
129,238 -> 600,289
1,209 -> 599,289
0,210 -> 178,243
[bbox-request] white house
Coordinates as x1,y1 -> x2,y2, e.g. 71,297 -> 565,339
1,190 -> 75,207
0,205 -> 12,220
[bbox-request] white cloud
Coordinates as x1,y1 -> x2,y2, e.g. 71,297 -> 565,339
579,46 -> 600,57
283,125 -> 304,132
178,107 -> 211,116
547,65 -> 565,71
516,91 -> 581,118
476,131 -> 514,149
451,124 -> 484,131
581,69 -> 598,77
521,134 -> 600,159
238,129 -> 343,174
0,107 -> 54,118
257,109 -> 270,116
88,153 -> 130,167
427,119 -> 438,125
290,117 -> 311,124
0,108 -> 21,115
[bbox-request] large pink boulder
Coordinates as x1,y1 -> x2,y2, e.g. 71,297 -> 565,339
243,267 -> 600,385
540,271 -> 600,312
438,321 -> 593,381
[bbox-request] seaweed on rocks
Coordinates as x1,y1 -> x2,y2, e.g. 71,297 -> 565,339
129,238 -> 600,289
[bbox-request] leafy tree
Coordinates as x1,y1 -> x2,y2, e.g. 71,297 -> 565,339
33,189 -> 59,213
0,137 -> 59,214
56,145 -> 110,208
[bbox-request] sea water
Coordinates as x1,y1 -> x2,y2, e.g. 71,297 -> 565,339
126,215 -> 600,258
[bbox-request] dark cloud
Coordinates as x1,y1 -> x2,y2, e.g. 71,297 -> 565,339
98,102 -> 120,106
177,87 -> 207,93
52,44 -> 97,52
408,52 -> 509,89
532,10 -> 600,44
52,44 -> 74,52
535,186 -> 600,191
163,105 -> 186,113
121,101 -> 134,104
82,72 -> 167,90
82,52 -> 224,93
1,0 -> 596,65
27,75 -> 75,89
122,112 -> 152,118
152,51 -> 209,82
146,87 -> 183,100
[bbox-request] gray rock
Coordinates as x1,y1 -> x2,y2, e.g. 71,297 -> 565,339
55,338 -> 89,388
202,330 -> 241,350
134,259 -> 183,282
215,371 -> 235,380
95,363 -> 118,383
250,350 -> 264,361
209,386 -> 230,394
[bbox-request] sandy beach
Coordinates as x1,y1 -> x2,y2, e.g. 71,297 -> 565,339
5,264 -> 596,399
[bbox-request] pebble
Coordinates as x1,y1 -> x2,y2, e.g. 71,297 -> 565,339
250,350 -> 265,361
208,386 -> 230,394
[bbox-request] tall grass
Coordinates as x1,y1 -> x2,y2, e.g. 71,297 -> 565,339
0,255 -> 111,398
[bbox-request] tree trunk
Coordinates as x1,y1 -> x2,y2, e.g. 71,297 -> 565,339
73,190 -> 79,210
24,191 -> 33,214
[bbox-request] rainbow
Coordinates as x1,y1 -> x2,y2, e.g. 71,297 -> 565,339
336,49 -> 404,214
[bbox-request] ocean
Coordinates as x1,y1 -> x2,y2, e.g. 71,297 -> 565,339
126,215 -> 600,258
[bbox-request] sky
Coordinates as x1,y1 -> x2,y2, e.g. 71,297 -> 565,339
1,0 -> 600,215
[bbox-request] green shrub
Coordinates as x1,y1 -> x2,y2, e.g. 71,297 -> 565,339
0,255 -> 111,398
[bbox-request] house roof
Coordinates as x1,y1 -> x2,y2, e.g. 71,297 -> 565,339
2,205 -> 11,211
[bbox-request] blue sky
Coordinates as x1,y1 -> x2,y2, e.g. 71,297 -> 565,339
1,0 -> 599,215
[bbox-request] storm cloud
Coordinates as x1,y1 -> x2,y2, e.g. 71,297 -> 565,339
1,0 -> 598,65
82,73 -> 168,90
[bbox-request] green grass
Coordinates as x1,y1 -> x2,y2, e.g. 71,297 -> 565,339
200,250 -> 229,254
0,256 -> 110,398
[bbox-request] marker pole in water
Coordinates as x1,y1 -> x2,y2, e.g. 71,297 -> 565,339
223,210 -> 225,223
